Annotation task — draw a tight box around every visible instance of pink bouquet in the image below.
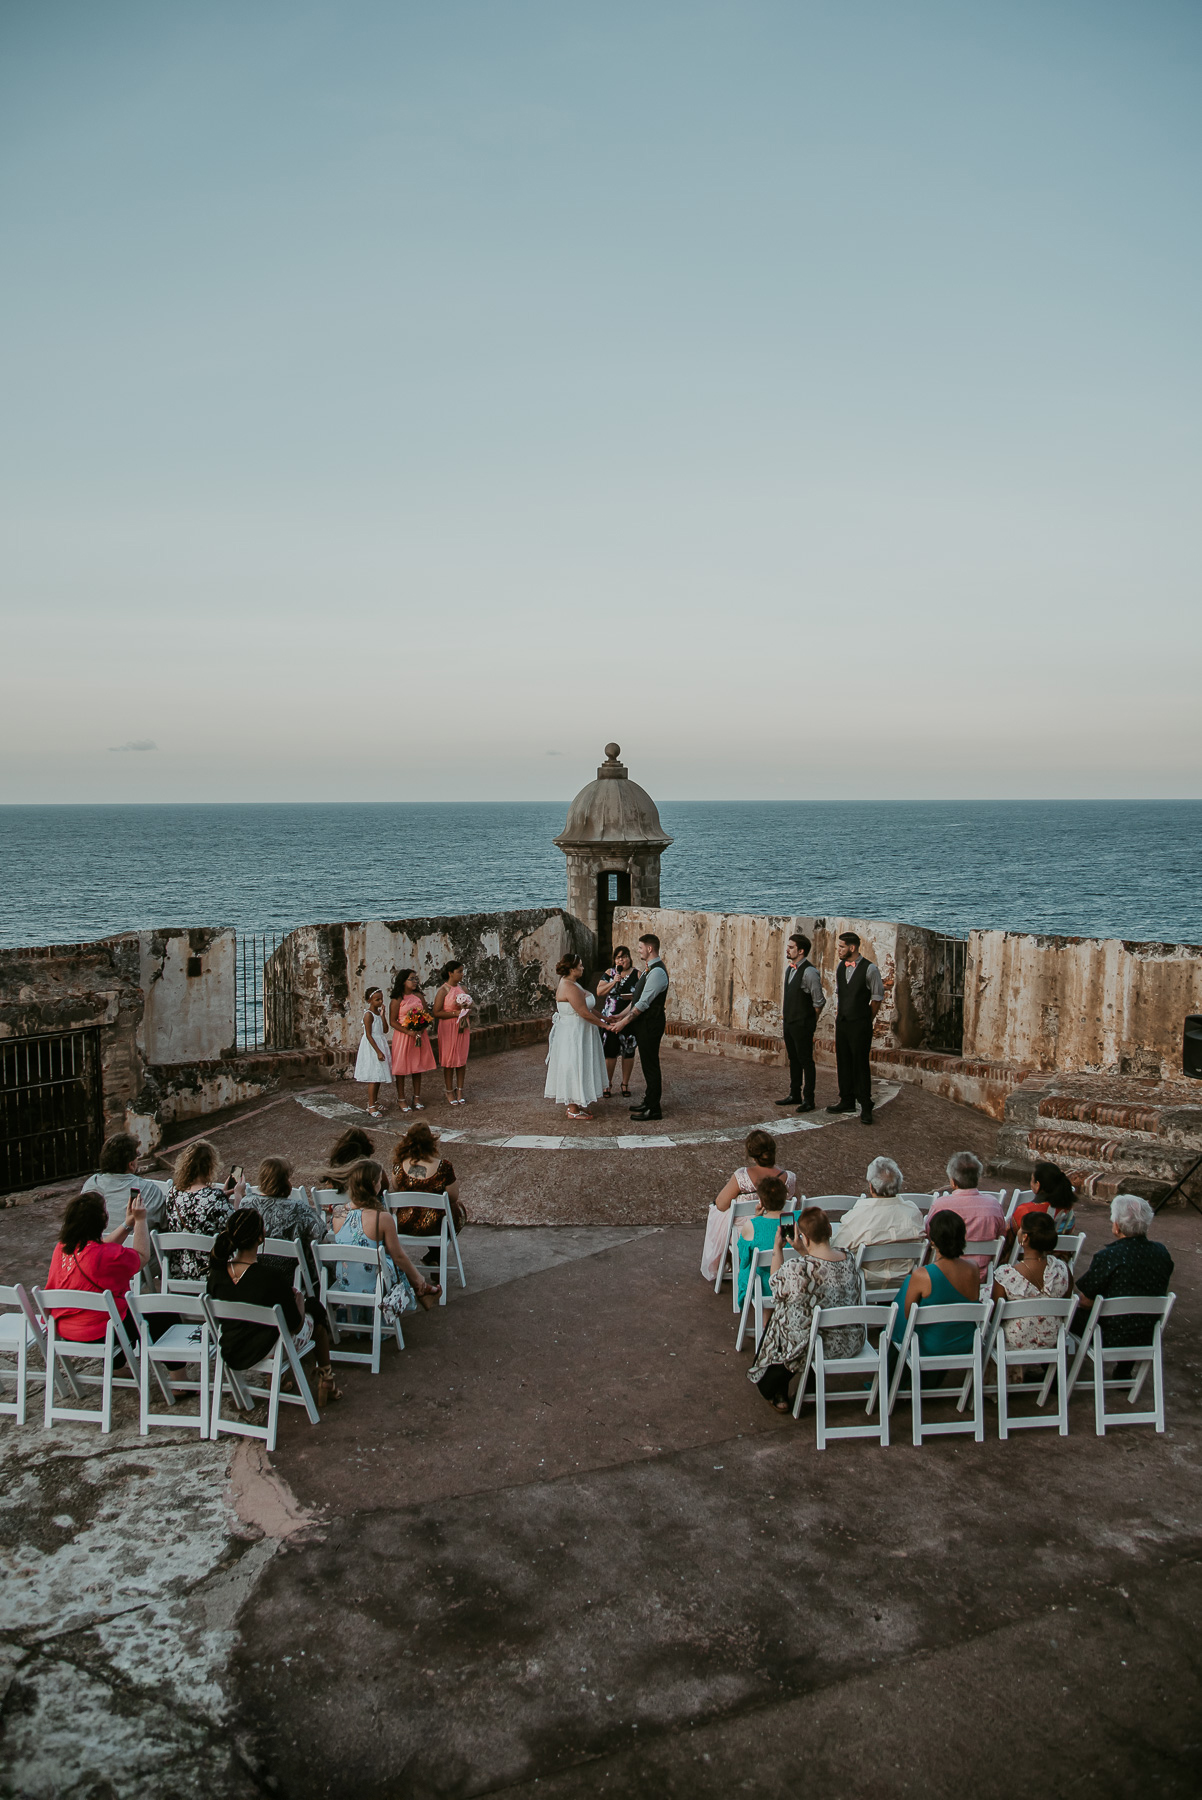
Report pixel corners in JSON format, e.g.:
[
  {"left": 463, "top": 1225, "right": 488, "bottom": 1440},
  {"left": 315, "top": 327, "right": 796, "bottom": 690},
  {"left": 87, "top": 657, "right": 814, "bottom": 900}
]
[{"left": 452, "top": 989, "right": 473, "bottom": 1033}]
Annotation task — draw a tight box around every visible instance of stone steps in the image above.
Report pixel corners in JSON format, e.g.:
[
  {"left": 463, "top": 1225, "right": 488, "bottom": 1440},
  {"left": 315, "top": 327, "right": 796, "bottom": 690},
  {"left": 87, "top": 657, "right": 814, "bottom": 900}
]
[{"left": 991, "top": 1072, "right": 1202, "bottom": 1205}]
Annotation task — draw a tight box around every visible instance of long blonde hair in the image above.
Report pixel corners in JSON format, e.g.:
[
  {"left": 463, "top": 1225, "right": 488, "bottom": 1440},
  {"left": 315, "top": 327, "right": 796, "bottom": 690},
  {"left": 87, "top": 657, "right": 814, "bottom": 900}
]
[{"left": 343, "top": 1159, "right": 388, "bottom": 1212}]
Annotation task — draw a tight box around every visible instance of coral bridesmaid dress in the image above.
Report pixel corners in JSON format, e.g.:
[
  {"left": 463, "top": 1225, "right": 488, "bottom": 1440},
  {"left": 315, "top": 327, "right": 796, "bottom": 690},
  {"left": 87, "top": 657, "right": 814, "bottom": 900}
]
[
  {"left": 391, "top": 995, "right": 436, "bottom": 1076},
  {"left": 437, "top": 986, "right": 471, "bottom": 1071}
]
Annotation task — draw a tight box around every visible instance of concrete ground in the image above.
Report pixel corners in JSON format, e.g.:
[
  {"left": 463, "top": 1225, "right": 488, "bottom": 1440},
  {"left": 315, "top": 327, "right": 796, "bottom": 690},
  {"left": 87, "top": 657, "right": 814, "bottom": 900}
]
[{"left": 2, "top": 1049, "right": 1200, "bottom": 1798}]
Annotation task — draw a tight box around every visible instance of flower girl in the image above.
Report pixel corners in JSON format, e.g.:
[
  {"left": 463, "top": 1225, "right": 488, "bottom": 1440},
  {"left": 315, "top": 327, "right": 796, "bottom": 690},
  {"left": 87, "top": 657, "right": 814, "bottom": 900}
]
[{"left": 353, "top": 986, "right": 391, "bottom": 1117}]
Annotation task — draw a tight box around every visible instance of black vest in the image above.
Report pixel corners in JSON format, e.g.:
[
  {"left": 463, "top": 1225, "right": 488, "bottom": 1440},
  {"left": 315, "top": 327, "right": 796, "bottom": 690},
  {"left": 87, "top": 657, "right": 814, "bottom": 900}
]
[
  {"left": 631, "top": 959, "right": 669, "bottom": 1025},
  {"left": 836, "top": 957, "right": 874, "bottom": 1027},
  {"left": 783, "top": 960, "right": 817, "bottom": 1027}
]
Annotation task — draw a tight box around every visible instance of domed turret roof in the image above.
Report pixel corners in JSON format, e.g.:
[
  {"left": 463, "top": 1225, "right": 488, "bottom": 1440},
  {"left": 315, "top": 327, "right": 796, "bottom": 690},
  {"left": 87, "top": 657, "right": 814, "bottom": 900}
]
[{"left": 554, "top": 744, "right": 673, "bottom": 851}]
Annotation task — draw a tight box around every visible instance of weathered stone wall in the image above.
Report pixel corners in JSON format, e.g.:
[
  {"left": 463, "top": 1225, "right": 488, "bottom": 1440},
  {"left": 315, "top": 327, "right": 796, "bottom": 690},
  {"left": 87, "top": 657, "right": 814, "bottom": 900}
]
[
  {"left": 612, "top": 906, "right": 945, "bottom": 1053},
  {"left": 279, "top": 908, "right": 586, "bottom": 1053},
  {"left": 964, "top": 932, "right": 1202, "bottom": 1078}
]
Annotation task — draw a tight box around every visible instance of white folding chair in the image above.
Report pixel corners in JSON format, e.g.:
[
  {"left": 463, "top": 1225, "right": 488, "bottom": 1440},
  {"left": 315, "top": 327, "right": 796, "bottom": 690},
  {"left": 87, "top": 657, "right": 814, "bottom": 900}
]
[
  {"left": 888, "top": 1298, "right": 993, "bottom": 1444},
  {"left": 985, "top": 1297, "right": 1078, "bottom": 1438},
  {"left": 1006, "top": 1227, "right": 1086, "bottom": 1272},
  {"left": 853, "top": 1239, "right": 928, "bottom": 1306},
  {"left": 899, "top": 1193, "right": 938, "bottom": 1210},
  {"left": 389, "top": 1193, "right": 465, "bottom": 1301},
  {"left": 964, "top": 1238, "right": 1006, "bottom": 1285},
  {"left": 0, "top": 1284, "right": 57, "bottom": 1425},
  {"left": 315, "top": 1242, "right": 402, "bottom": 1372},
  {"left": 797, "top": 1303, "right": 898, "bottom": 1448},
  {"left": 1005, "top": 1190, "right": 1030, "bottom": 1225},
  {"left": 151, "top": 1230, "right": 216, "bottom": 1296},
  {"left": 262, "top": 1236, "right": 315, "bottom": 1298},
  {"left": 205, "top": 1296, "right": 320, "bottom": 1452},
  {"left": 734, "top": 1243, "right": 799, "bottom": 1352},
  {"left": 34, "top": 1287, "right": 144, "bottom": 1433},
  {"left": 804, "top": 1196, "right": 863, "bottom": 1225},
  {"left": 127, "top": 1291, "right": 213, "bottom": 1438},
  {"left": 714, "top": 1200, "right": 759, "bottom": 1304},
  {"left": 1065, "top": 1294, "right": 1176, "bottom": 1435}
]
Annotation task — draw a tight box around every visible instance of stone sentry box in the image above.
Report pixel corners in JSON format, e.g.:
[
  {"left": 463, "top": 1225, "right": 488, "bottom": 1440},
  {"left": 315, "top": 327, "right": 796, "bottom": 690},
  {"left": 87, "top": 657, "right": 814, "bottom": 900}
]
[{"left": 554, "top": 745, "right": 673, "bottom": 966}]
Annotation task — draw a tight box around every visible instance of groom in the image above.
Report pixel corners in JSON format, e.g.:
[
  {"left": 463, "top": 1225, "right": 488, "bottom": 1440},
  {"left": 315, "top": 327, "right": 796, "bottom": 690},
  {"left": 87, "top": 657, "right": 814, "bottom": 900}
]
[{"left": 610, "top": 932, "right": 669, "bottom": 1120}]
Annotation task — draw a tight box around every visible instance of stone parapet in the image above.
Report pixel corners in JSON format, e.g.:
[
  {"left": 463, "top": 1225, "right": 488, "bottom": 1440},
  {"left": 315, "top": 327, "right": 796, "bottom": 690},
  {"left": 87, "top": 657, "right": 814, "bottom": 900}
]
[{"left": 992, "top": 1071, "right": 1202, "bottom": 1205}]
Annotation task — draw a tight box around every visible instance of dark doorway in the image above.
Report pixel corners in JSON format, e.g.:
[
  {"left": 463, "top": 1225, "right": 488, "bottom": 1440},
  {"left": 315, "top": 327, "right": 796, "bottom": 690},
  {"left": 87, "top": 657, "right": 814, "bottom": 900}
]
[
  {"left": 596, "top": 870, "right": 631, "bottom": 966},
  {"left": 930, "top": 935, "right": 968, "bottom": 1053},
  {"left": 0, "top": 1028, "right": 104, "bottom": 1195}
]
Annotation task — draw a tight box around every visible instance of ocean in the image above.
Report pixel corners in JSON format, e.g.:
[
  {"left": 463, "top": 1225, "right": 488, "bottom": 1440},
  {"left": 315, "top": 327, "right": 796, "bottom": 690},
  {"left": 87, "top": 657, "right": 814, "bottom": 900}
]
[{"left": 0, "top": 801, "right": 1199, "bottom": 949}]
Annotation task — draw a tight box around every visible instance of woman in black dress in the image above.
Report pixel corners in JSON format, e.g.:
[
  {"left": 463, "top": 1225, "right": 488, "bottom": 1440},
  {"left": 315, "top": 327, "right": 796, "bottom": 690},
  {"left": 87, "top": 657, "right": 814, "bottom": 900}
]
[{"left": 597, "top": 944, "right": 640, "bottom": 1098}]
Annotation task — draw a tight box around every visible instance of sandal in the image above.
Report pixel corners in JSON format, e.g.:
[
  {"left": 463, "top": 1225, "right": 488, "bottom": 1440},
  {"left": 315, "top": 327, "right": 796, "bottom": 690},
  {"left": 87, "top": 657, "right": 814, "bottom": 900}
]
[
  {"left": 621, "top": 1086, "right": 631, "bottom": 1096},
  {"left": 317, "top": 1367, "right": 343, "bottom": 1405},
  {"left": 413, "top": 1101, "right": 426, "bottom": 1111},
  {"left": 567, "top": 1107, "right": 594, "bottom": 1121},
  {"left": 417, "top": 1283, "right": 442, "bottom": 1311},
  {"left": 602, "top": 1087, "right": 612, "bottom": 1098}
]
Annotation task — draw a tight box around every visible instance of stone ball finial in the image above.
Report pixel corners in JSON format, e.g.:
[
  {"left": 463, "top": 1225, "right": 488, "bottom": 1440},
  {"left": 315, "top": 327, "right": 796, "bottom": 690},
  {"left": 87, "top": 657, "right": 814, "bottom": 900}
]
[{"left": 604, "top": 742, "right": 621, "bottom": 760}]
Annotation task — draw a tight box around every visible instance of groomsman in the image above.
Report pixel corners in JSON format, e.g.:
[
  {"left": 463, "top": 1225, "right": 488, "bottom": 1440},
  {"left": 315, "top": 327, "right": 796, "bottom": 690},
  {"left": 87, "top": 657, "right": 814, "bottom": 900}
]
[
  {"left": 775, "top": 932, "right": 825, "bottom": 1112},
  {"left": 825, "top": 931, "right": 884, "bottom": 1125}
]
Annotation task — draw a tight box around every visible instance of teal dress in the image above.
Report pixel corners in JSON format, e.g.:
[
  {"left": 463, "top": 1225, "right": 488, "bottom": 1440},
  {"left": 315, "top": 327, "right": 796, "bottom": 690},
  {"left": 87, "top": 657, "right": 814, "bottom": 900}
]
[
  {"left": 892, "top": 1261, "right": 976, "bottom": 1354},
  {"left": 737, "top": 1216, "right": 784, "bottom": 1307}
]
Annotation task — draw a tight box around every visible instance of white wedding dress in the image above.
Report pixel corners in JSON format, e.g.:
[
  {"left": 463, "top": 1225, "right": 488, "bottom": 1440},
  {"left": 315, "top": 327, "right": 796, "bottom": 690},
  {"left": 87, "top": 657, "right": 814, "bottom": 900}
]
[{"left": 544, "top": 991, "right": 606, "bottom": 1108}]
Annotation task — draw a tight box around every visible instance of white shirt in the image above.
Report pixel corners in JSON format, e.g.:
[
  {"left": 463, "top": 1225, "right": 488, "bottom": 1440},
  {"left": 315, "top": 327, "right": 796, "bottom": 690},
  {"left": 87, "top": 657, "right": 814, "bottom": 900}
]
[{"left": 831, "top": 1192, "right": 925, "bottom": 1287}]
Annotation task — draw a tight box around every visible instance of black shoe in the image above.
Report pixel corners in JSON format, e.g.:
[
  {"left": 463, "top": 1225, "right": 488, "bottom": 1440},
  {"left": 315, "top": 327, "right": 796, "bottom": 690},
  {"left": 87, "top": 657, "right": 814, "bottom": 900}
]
[
  {"left": 860, "top": 1110, "right": 875, "bottom": 1126},
  {"left": 629, "top": 1108, "right": 663, "bottom": 1121},
  {"left": 825, "top": 1103, "right": 855, "bottom": 1114},
  {"left": 774, "top": 1095, "right": 801, "bottom": 1107},
  {"left": 796, "top": 1102, "right": 815, "bottom": 1114}
]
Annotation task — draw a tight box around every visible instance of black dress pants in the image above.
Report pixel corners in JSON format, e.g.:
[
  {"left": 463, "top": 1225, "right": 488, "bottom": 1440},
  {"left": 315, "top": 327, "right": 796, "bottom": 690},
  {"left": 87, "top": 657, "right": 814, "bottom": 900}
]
[
  {"left": 835, "top": 1019, "right": 874, "bottom": 1111},
  {"left": 782, "top": 1020, "right": 816, "bottom": 1104},
  {"left": 633, "top": 1014, "right": 665, "bottom": 1111}
]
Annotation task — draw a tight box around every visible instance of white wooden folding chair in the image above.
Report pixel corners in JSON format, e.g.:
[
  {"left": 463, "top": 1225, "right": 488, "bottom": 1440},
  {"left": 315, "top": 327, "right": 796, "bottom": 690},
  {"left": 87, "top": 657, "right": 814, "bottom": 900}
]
[
  {"left": 0, "top": 1284, "right": 58, "bottom": 1425},
  {"left": 714, "top": 1199, "right": 759, "bottom": 1304},
  {"left": 1005, "top": 1228, "right": 1086, "bottom": 1272},
  {"left": 853, "top": 1239, "right": 928, "bottom": 1306},
  {"left": 262, "top": 1236, "right": 315, "bottom": 1298},
  {"left": 205, "top": 1296, "right": 320, "bottom": 1452},
  {"left": 1065, "top": 1294, "right": 1176, "bottom": 1435},
  {"left": 1005, "top": 1191, "right": 1031, "bottom": 1225},
  {"left": 126, "top": 1291, "right": 213, "bottom": 1437},
  {"left": 797, "top": 1303, "right": 899, "bottom": 1448},
  {"left": 984, "top": 1296, "right": 1078, "bottom": 1437},
  {"left": 151, "top": 1230, "right": 216, "bottom": 1296},
  {"left": 315, "top": 1242, "right": 401, "bottom": 1372},
  {"left": 804, "top": 1196, "right": 863, "bottom": 1225},
  {"left": 888, "top": 1298, "right": 993, "bottom": 1444},
  {"left": 34, "top": 1287, "right": 144, "bottom": 1433},
  {"left": 964, "top": 1238, "right": 1006, "bottom": 1285},
  {"left": 734, "top": 1244, "right": 799, "bottom": 1352},
  {"left": 389, "top": 1193, "right": 465, "bottom": 1302},
  {"left": 899, "top": 1193, "right": 938, "bottom": 1211}
]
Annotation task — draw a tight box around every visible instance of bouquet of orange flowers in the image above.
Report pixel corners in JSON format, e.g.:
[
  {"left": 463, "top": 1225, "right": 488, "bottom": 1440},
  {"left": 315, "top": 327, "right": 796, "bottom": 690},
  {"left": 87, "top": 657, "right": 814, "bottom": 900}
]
[{"left": 399, "top": 1003, "right": 434, "bottom": 1035}]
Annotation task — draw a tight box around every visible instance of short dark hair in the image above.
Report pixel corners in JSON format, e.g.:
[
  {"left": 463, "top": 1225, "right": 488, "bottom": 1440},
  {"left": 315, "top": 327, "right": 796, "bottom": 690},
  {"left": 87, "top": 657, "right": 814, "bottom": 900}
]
[
  {"left": 929, "top": 1209, "right": 967, "bottom": 1259},
  {"left": 639, "top": 933, "right": 660, "bottom": 954},
  {"left": 758, "top": 1176, "right": 787, "bottom": 1212},
  {"left": 838, "top": 931, "right": 861, "bottom": 949},
  {"left": 60, "top": 1192, "right": 108, "bottom": 1254},
  {"left": 97, "top": 1132, "right": 140, "bottom": 1175},
  {"left": 797, "top": 1205, "right": 832, "bottom": 1244},
  {"left": 613, "top": 945, "right": 631, "bottom": 960},
  {"left": 788, "top": 934, "right": 811, "bottom": 956}
]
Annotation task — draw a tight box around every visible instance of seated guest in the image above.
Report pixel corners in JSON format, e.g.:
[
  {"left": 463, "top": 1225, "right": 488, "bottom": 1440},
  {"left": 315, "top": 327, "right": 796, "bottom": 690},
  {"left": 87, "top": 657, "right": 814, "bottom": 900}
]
[
  {"left": 332, "top": 1159, "right": 441, "bottom": 1314},
  {"left": 44, "top": 1190, "right": 150, "bottom": 1364},
  {"left": 82, "top": 1132, "right": 168, "bottom": 1232},
  {"left": 1010, "top": 1161, "right": 1077, "bottom": 1236},
  {"left": 323, "top": 1127, "right": 377, "bottom": 1191},
  {"left": 206, "top": 1208, "right": 341, "bottom": 1407},
  {"left": 832, "top": 1157, "right": 925, "bottom": 1289},
  {"left": 747, "top": 1206, "right": 863, "bottom": 1412},
  {"left": 391, "top": 1124, "right": 466, "bottom": 1246},
  {"left": 702, "top": 1130, "right": 799, "bottom": 1283},
  {"left": 164, "top": 1140, "right": 245, "bottom": 1283},
  {"left": 1074, "top": 1195, "right": 1174, "bottom": 1377},
  {"left": 253, "top": 1157, "right": 331, "bottom": 1282},
  {"left": 734, "top": 1175, "right": 790, "bottom": 1308},
  {"left": 926, "top": 1152, "right": 1006, "bottom": 1272},
  {"left": 992, "top": 1211, "right": 1073, "bottom": 1370},
  {"left": 891, "top": 1208, "right": 981, "bottom": 1366}
]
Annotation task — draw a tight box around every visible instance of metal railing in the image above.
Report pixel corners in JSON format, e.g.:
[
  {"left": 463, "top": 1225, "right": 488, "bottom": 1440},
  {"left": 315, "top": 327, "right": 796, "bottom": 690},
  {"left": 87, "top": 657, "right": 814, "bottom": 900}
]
[
  {"left": 235, "top": 932, "right": 296, "bottom": 1051},
  {"left": 931, "top": 934, "right": 968, "bottom": 1053}
]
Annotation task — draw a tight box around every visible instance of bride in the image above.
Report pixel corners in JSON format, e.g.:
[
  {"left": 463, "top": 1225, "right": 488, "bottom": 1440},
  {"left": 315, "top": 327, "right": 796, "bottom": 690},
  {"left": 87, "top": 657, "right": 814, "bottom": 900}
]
[{"left": 544, "top": 952, "right": 607, "bottom": 1121}]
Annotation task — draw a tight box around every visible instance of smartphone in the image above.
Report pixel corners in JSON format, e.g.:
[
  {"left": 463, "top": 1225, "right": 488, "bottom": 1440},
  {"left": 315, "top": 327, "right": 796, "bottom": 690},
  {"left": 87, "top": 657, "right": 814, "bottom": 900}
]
[{"left": 228, "top": 1163, "right": 244, "bottom": 1184}]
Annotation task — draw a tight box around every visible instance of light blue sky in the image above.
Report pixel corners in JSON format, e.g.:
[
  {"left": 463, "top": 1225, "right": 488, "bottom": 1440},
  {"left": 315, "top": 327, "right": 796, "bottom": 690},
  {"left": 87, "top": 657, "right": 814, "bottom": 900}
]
[{"left": 2, "top": 1, "right": 1199, "bottom": 801}]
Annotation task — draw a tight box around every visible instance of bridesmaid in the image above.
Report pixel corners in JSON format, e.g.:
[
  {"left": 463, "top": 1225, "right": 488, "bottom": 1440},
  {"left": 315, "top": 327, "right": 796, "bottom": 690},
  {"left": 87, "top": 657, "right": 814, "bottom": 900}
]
[
  {"left": 389, "top": 969, "right": 435, "bottom": 1112},
  {"left": 434, "top": 959, "right": 476, "bottom": 1106}
]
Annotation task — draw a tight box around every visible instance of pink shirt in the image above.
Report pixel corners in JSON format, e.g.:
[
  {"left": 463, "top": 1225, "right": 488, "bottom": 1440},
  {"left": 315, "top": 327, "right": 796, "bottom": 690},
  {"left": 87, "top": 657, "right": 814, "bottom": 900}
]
[
  {"left": 46, "top": 1240, "right": 141, "bottom": 1340},
  {"left": 926, "top": 1190, "right": 1006, "bottom": 1272}
]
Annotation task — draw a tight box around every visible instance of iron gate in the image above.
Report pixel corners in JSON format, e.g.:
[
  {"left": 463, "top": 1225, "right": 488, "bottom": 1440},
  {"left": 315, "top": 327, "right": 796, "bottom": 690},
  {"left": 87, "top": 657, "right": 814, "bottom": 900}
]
[
  {"left": 235, "top": 932, "right": 297, "bottom": 1051},
  {"left": 0, "top": 1028, "right": 104, "bottom": 1195},
  {"left": 931, "top": 935, "right": 968, "bottom": 1053}
]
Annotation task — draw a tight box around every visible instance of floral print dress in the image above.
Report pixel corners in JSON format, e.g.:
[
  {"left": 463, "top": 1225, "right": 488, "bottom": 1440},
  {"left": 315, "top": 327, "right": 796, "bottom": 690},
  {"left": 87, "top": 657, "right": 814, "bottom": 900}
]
[
  {"left": 994, "top": 1256, "right": 1071, "bottom": 1351},
  {"left": 163, "top": 1184, "right": 234, "bottom": 1283},
  {"left": 748, "top": 1252, "right": 864, "bottom": 1385}
]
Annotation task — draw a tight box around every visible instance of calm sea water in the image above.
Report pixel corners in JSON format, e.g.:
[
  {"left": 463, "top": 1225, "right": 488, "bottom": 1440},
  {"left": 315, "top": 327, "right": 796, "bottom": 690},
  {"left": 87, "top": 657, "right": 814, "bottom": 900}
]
[{"left": 0, "top": 801, "right": 1198, "bottom": 949}]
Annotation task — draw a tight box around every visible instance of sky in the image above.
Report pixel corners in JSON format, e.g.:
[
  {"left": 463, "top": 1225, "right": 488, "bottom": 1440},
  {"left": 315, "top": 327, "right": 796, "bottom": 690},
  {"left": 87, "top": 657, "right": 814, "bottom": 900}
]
[{"left": 1, "top": 0, "right": 1199, "bottom": 803}]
